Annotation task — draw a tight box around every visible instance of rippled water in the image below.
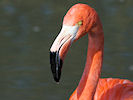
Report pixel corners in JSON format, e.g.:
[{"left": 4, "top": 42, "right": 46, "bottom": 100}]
[{"left": 0, "top": 0, "right": 133, "bottom": 100}]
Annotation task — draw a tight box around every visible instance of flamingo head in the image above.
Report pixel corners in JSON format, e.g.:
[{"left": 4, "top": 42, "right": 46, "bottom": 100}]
[{"left": 50, "top": 4, "right": 97, "bottom": 82}]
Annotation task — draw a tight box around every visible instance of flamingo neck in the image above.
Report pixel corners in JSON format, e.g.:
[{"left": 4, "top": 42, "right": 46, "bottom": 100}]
[{"left": 77, "top": 25, "right": 104, "bottom": 100}]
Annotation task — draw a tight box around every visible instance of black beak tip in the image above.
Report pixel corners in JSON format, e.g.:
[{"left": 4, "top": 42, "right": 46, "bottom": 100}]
[
  {"left": 50, "top": 51, "right": 63, "bottom": 82},
  {"left": 54, "top": 77, "right": 60, "bottom": 82}
]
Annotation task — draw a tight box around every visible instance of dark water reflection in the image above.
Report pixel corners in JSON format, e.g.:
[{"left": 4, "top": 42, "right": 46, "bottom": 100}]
[{"left": 0, "top": 0, "right": 133, "bottom": 100}]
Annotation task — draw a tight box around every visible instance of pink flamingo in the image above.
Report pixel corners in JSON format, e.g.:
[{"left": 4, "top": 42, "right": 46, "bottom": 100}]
[{"left": 50, "top": 3, "right": 133, "bottom": 100}]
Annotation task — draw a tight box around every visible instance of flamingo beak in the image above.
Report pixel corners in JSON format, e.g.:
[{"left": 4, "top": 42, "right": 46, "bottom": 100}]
[
  {"left": 50, "top": 51, "right": 63, "bottom": 82},
  {"left": 50, "top": 24, "right": 80, "bottom": 82}
]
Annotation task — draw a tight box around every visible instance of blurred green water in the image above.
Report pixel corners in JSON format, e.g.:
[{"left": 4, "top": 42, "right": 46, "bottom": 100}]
[{"left": 0, "top": 0, "right": 133, "bottom": 100}]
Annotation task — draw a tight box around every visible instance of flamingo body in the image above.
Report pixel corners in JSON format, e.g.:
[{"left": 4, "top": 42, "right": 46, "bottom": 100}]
[
  {"left": 95, "top": 78, "right": 133, "bottom": 100},
  {"left": 70, "top": 78, "right": 133, "bottom": 100},
  {"left": 50, "top": 3, "right": 133, "bottom": 100}
]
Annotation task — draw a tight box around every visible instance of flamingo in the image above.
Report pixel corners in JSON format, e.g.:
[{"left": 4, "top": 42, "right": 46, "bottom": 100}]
[{"left": 50, "top": 3, "right": 133, "bottom": 100}]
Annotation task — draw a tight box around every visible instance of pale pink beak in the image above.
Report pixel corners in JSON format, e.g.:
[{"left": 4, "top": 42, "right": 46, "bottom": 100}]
[{"left": 50, "top": 24, "right": 80, "bottom": 82}]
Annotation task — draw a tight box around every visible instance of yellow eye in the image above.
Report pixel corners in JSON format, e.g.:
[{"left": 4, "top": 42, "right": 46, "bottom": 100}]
[{"left": 77, "top": 21, "right": 83, "bottom": 26}]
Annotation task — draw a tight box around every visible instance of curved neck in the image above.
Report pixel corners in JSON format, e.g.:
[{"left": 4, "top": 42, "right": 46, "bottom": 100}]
[{"left": 77, "top": 24, "right": 104, "bottom": 100}]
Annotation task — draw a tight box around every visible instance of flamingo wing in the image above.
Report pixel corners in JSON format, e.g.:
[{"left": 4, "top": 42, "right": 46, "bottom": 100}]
[{"left": 94, "top": 78, "right": 133, "bottom": 100}]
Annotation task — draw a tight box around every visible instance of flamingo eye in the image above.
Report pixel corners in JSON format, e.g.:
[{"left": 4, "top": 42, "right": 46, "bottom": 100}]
[{"left": 77, "top": 21, "right": 83, "bottom": 26}]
